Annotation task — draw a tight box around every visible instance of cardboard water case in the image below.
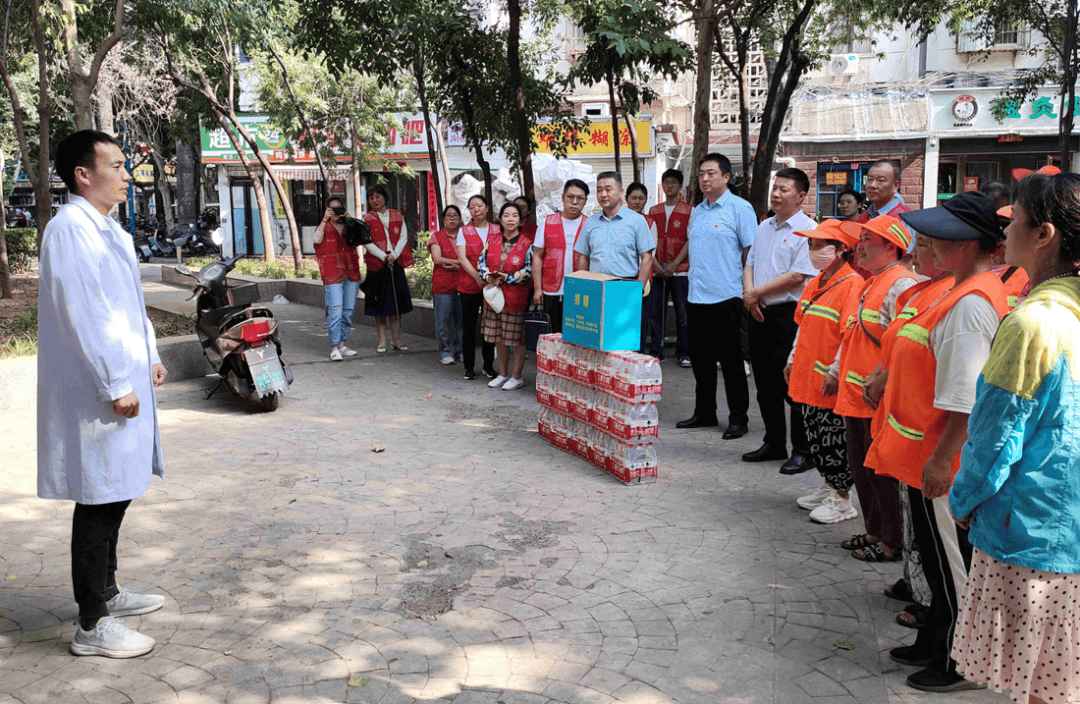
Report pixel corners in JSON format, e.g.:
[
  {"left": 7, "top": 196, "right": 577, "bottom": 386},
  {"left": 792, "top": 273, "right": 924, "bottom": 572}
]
[{"left": 562, "top": 272, "right": 642, "bottom": 351}]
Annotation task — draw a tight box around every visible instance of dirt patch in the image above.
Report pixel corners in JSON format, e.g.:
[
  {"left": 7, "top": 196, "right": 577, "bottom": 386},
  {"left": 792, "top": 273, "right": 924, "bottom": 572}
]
[
  {"left": 147, "top": 309, "right": 195, "bottom": 338},
  {"left": 395, "top": 539, "right": 501, "bottom": 620},
  {"left": 493, "top": 513, "right": 572, "bottom": 553},
  {"left": 447, "top": 402, "right": 539, "bottom": 432},
  {"left": 0, "top": 273, "right": 38, "bottom": 342}
]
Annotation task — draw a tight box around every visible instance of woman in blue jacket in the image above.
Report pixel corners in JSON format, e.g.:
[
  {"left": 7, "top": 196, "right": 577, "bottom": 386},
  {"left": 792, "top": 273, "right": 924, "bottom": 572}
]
[{"left": 950, "top": 172, "right": 1080, "bottom": 704}]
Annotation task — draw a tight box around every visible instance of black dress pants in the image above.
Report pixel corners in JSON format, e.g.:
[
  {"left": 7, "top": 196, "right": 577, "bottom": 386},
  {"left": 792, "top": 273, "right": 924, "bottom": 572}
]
[
  {"left": 72, "top": 500, "right": 131, "bottom": 621},
  {"left": 748, "top": 301, "right": 809, "bottom": 453},
  {"left": 460, "top": 292, "right": 495, "bottom": 373},
  {"left": 687, "top": 299, "right": 749, "bottom": 426}
]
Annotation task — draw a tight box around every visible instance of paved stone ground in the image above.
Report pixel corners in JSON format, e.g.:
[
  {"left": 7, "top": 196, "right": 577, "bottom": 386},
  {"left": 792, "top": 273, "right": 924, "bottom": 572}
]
[{"left": 0, "top": 293, "right": 1010, "bottom": 704}]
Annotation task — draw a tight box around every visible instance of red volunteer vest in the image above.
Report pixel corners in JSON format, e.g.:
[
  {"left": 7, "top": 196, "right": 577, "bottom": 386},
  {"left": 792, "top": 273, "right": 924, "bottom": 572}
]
[
  {"left": 996, "top": 265, "right": 1029, "bottom": 311},
  {"left": 363, "top": 209, "right": 413, "bottom": 272},
  {"left": 313, "top": 221, "right": 361, "bottom": 285},
  {"left": 788, "top": 263, "right": 863, "bottom": 409},
  {"left": 834, "top": 264, "right": 917, "bottom": 418},
  {"left": 864, "top": 271, "right": 1009, "bottom": 488},
  {"left": 649, "top": 201, "right": 692, "bottom": 273},
  {"left": 539, "top": 213, "right": 585, "bottom": 295},
  {"left": 428, "top": 228, "right": 459, "bottom": 295},
  {"left": 484, "top": 231, "right": 532, "bottom": 313},
  {"left": 521, "top": 221, "right": 537, "bottom": 240},
  {"left": 457, "top": 222, "right": 500, "bottom": 295}
]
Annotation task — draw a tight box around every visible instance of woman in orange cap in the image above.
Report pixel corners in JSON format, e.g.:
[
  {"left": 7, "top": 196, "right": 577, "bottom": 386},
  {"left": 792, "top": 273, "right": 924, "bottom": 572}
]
[
  {"left": 823, "top": 215, "right": 917, "bottom": 562},
  {"left": 784, "top": 220, "right": 864, "bottom": 523}
]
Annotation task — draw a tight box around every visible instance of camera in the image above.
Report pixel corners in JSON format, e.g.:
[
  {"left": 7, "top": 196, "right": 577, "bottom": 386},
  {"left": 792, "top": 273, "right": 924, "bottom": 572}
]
[{"left": 331, "top": 206, "right": 346, "bottom": 216}]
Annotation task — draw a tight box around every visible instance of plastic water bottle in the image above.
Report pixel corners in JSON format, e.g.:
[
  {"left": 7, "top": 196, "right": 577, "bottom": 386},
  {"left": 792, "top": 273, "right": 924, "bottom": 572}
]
[
  {"left": 571, "top": 384, "right": 592, "bottom": 423},
  {"left": 572, "top": 347, "right": 595, "bottom": 385},
  {"left": 536, "top": 335, "right": 552, "bottom": 373},
  {"left": 535, "top": 372, "right": 551, "bottom": 407},
  {"left": 627, "top": 402, "right": 659, "bottom": 438},
  {"left": 594, "top": 352, "right": 614, "bottom": 392},
  {"left": 537, "top": 406, "right": 553, "bottom": 441},
  {"left": 554, "top": 341, "right": 573, "bottom": 379}
]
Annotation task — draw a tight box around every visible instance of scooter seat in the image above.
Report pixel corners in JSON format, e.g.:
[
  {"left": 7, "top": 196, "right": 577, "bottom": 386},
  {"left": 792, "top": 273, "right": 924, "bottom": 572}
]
[{"left": 205, "top": 304, "right": 249, "bottom": 328}]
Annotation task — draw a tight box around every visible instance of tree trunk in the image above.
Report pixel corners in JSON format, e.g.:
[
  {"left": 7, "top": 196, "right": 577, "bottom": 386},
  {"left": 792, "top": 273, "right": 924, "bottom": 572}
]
[
  {"left": 435, "top": 119, "right": 452, "bottom": 207},
  {"left": 148, "top": 147, "right": 176, "bottom": 234},
  {"left": 690, "top": 0, "right": 718, "bottom": 203},
  {"left": 507, "top": 0, "right": 536, "bottom": 209},
  {"left": 0, "top": 202, "right": 11, "bottom": 299},
  {"left": 623, "top": 111, "right": 641, "bottom": 184},
  {"left": 30, "top": 0, "right": 53, "bottom": 248},
  {"left": 96, "top": 81, "right": 115, "bottom": 134},
  {"left": 1060, "top": 0, "right": 1077, "bottom": 166},
  {"left": 607, "top": 69, "right": 621, "bottom": 178},
  {"left": 59, "top": 0, "right": 124, "bottom": 132},
  {"left": 175, "top": 135, "right": 199, "bottom": 225},
  {"left": 214, "top": 113, "right": 274, "bottom": 262},
  {"left": 414, "top": 53, "right": 444, "bottom": 219},
  {"left": 268, "top": 42, "right": 330, "bottom": 185},
  {"left": 472, "top": 127, "right": 494, "bottom": 209},
  {"left": 229, "top": 112, "right": 303, "bottom": 268}
]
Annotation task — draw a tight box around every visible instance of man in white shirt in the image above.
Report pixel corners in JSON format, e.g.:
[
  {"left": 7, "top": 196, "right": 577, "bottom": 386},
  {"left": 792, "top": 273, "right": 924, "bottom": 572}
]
[
  {"left": 39, "top": 131, "right": 168, "bottom": 658},
  {"left": 742, "top": 167, "right": 819, "bottom": 470},
  {"left": 531, "top": 180, "right": 589, "bottom": 334}
]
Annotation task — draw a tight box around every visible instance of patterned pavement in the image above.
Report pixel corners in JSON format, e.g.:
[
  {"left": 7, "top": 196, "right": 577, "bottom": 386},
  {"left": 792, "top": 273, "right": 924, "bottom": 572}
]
[{"left": 0, "top": 299, "right": 1009, "bottom": 704}]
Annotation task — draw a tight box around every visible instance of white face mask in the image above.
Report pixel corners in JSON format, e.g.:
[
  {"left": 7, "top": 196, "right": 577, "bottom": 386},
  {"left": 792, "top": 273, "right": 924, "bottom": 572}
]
[{"left": 809, "top": 245, "right": 839, "bottom": 271}]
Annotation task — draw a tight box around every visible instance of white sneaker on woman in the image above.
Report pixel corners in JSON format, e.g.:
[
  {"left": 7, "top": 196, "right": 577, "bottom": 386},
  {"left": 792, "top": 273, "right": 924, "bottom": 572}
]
[
  {"left": 796, "top": 483, "right": 833, "bottom": 510},
  {"left": 340, "top": 346, "right": 358, "bottom": 357},
  {"left": 70, "top": 616, "right": 155, "bottom": 658},
  {"left": 501, "top": 378, "right": 525, "bottom": 390},
  {"left": 330, "top": 348, "right": 343, "bottom": 361},
  {"left": 810, "top": 493, "right": 858, "bottom": 524},
  {"left": 487, "top": 375, "right": 509, "bottom": 388}
]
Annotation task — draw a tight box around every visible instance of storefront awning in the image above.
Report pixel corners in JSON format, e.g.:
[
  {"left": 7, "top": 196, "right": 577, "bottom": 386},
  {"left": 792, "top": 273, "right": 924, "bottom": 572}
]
[{"left": 272, "top": 165, "right": 353, "bottom": 181}]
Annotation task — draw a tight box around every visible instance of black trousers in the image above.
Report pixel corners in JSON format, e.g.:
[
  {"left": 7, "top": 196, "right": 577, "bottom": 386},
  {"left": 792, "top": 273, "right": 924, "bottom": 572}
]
[
  {"left": 908, "top": 487, "right": 973, "bottom": 675},
  {"left": 687, "top": 299, "right": 749, "bottom": 426},
  {"left": 460, "top": 292, "right": 495, "bottom": 373},
  {"left": 542, "top": 294, "right": 563, "bottom": 335},
  {"left": 72, "top": 500, "right": 131, "bottom": 621},
  {"left": 643, "top": 276, "right": 689, "bottom": 358},
  {"left": 748, "top": 302, "right": 809, "bottom": 453}
]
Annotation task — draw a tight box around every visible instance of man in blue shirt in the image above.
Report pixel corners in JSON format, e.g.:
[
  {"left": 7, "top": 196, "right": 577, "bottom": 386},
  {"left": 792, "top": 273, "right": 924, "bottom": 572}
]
[
  {"left": 575, "top": 172, "right": 654, "bottom": 282},
  {"left": 676, "top": 154, "right": 756, "bottom": 438}
]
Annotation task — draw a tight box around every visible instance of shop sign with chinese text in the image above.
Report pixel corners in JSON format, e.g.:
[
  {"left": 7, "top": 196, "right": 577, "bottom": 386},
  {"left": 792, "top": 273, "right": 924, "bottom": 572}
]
[{"left": 929, "top": 87, "right": 1080, "bottom": 136}]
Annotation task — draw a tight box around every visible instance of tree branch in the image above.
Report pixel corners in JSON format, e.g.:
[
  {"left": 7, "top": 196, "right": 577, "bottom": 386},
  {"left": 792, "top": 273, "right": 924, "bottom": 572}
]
[{"left": 87, "top": 0, "right": 125, "bottom": 90}]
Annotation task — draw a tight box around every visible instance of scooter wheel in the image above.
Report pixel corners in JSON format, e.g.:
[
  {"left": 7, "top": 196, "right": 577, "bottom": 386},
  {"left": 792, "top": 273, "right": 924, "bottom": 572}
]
[
  {"left": 139, "top": 253, "right": 150, "bottom": 263},
  {"left": 260, "top": 392, "right": 281, "bottom": 412}
]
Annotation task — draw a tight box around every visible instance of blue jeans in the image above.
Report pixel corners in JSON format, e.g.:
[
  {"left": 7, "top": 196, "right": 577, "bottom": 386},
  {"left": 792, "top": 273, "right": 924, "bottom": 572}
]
[
  {"left": 433, "top": 292, "right": 463, "bottom": 359},
  {"left": 324, "top": 278, "right": 360, "bottom": 347}
]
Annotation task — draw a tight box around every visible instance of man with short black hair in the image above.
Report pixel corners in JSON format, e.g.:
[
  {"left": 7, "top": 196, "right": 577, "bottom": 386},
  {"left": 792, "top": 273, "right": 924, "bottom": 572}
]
[
  {"left": 646, "top": 168, "right": 692, "bottom": 366},
  {"left": 575, "top": 172, "right": 654, "bottom": 284},
  {"left": 40, "top": 130, "right": 168, "bottom": 658},
  {"left": 678, "top": 154, "right": 756, "bottom": 437},
  {"left": 859, "top": 160, "right": 909, "bottom": 222},
  {"left": 531, "top": 180, "right": 590, "bottom": 333},
  {"left": 741, "top": 167, "right": 817, "bottom": 470}
]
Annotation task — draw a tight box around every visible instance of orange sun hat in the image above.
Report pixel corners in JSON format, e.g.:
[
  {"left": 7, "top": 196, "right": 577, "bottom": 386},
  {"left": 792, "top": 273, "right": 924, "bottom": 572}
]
[
  {"left": 794, "top": 218, "right": 860, "bottom": 248},
  {"left": 839, "top": 215, "right": 913, "bottom": 251}
]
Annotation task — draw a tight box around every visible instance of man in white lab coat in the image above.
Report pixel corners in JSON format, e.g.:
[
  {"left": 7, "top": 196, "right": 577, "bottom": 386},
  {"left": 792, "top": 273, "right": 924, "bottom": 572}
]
[{"left": 38, "top": 130, "right": 168, "bottom": 658}]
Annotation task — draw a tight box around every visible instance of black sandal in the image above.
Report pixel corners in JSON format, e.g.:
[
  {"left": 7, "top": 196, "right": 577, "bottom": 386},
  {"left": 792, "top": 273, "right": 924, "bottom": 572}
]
[
  {"left": 884, "top": 578, "right": 915, "bottom": 603},
  {"left": 896, "top": 603, "right": 929, "bottom": 629},
  {"left": 841, "top": 533, "right": 872, "bottom": 550},
  {"left": 851, "top": 543, "right": 902, "bottom": 562}
]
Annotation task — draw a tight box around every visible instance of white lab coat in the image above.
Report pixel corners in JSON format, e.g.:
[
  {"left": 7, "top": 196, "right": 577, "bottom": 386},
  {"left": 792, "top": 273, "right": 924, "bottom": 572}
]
[{"left": 37, "top": 196, "right": 164, "bottom": 504}]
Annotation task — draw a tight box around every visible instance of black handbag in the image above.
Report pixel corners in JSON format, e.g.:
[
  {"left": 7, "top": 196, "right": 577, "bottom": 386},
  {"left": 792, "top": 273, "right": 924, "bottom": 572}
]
[
  {"left": 341, "top": 217, "right": 373, "bottom": 247},
  {"left": 524, "top": 304, "right": 551, "bottom": 352}
]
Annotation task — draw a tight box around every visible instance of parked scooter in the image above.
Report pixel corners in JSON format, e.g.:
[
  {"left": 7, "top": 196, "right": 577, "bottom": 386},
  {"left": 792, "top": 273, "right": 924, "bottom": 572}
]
[
  {"left": 175, "top": 256, "right": 293, "bottom": 411},
  {"left": 133, "top": 230, "right": 154, "bottom": 262}
]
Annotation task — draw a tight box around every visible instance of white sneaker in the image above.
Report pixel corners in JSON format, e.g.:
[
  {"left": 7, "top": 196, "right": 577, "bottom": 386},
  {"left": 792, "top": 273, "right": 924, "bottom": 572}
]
[
  {"left": 70, "top": 616, "right": 155, "bottom": 658},
  {"left": 501, "top": 378, "right": 525, "bottom": 391},
  {"left": 810, "top": 493, "right": 858, "bottom": 524},
  {"left": 744, "top": 361, "right": 752, "bottom": 376},
  {"left": 106, "top": 586, "right": 165, "bottom": 617},
  {"left": 796, "top": 483, "right": 834, "bottom": 510},
  {"left": 330, "top": 348, "right": 343, "bottom": 361},
  {"left": 340, "top": 346, "right": 358, "bottom": 357},
  {"left": 487, "top": 375, "right": 509, "bottom": 388},
  {"left": 440, "top": 356, "right": 455, "bottom": 365}
]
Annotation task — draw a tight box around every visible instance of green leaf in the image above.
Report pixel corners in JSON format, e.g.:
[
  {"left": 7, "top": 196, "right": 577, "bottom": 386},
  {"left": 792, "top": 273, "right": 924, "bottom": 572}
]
[
  {"left": 416, "top": 560, "right": 428, "bottom": 568},
  {"left": 833, "top": 639, "right": 855, "bottom": 650},
  {"left": 347, "top": 676, "right": 370, "bottom": 687}
]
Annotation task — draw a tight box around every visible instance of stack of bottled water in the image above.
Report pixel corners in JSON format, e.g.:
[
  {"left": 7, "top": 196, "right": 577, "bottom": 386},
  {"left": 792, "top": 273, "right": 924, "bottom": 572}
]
[{"left": 535, "top": 333, "right": 660, "bottom": 484}]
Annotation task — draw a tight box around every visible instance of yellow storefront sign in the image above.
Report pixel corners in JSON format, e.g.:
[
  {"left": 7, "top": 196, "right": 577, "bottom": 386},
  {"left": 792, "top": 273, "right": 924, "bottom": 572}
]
[{"left": 534, "top": 119, "right": 652, "bottom": 157}]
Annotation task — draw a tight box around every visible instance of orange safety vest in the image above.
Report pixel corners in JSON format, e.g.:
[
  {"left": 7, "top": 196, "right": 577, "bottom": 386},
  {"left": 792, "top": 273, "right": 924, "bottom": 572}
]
[
  {"left": 864, "top": 271, "right": 1009, "bottom": 488},
  {"left": 834, "top": 264, "right": 917, "bottom": 418},
  {"left": 649, "top": 201, "right": 692, "bottom": 273},
  {"left": 869, "top": 275, "right": 954, "bottom": 439},
  {"left": 788, "top": 262, "right": 864, "bottom": 409},
  {"left": 363, "top": 209, "right": 413, "bottom": 271},
  {"left": 538, "top": 213, "right": 585, "bottom": 295},
  {"left": 484, "top": 231, "right": 533, "bottom": 313},
  {"left": 457, "top": 222, "right": 500, "bottom": 295},
  {"left": 997, "top": 265, "right": 1029, "bottom": 311}
]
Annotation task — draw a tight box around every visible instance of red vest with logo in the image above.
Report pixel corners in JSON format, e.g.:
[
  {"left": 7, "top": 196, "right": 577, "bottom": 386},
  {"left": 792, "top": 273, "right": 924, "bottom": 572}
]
[
  {"left": 428, "top": 228, "right": 459, "bottom": 295},
  {"left": 539, "top": 213, "right": 585, "bottom": 295},
  {"left": 363, "top": 209, "right": 413, "bottom": 272},
  {"left": 458, "top": 222, "right": 500, "bottom": 294},
  {"left": 313, "top": 221, "right": 361, "bottom": 285},
  {"left": 864, "top": 271, "right": 1009, "bottom": 488},
  {"left": 649, "top": 201, "right": 692, "bottom": 273},
  {"left": 485, "top": 232, "right": 532, "bottom": 313}
]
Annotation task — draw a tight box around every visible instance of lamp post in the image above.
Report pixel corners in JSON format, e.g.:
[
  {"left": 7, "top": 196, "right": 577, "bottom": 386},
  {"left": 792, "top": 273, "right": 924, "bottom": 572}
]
[{"left": 118, "top": 122, "right": 136, "bottom": 237}]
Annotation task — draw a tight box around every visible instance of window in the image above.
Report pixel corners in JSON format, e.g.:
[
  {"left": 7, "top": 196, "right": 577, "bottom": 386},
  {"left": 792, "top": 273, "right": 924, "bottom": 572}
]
[
  {"left": 583, "top": 103, "right": 609, "bottom": 117},
  {"left": 956, "top": 19, "right": 1030, "bottom": 52},
  {"left": 710, "top": 39, "right": 767, "bottom": 130},
  {"left": 816, "top": 163, "right": 868, "bottom": 219},
  {"left": 566, "top": 20, "right": 585, "bottom": 59}
]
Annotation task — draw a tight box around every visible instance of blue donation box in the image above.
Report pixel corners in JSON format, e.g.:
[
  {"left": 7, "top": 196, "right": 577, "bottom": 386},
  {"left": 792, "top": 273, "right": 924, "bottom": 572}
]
[{"left": 562, "top": 271, "right": 642, "bottom": 351}]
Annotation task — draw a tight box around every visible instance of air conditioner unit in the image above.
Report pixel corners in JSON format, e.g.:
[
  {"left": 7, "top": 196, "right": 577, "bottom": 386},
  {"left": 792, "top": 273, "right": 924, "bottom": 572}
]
[{"left": 829, "top": 54, "right": 859, "bottom": 76}]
